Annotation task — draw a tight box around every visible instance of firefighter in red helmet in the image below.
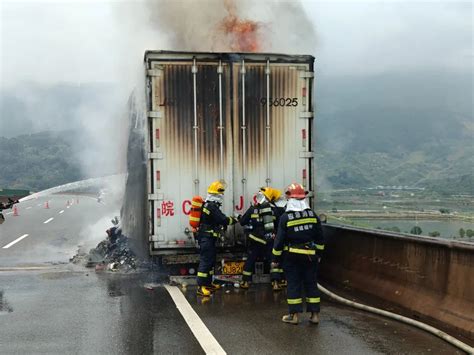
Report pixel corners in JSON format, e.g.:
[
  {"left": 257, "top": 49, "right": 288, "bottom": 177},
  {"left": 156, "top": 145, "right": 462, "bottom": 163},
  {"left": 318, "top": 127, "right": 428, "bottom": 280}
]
[{"left": 272, "top": 183, "right": 325, "bottom": 325}]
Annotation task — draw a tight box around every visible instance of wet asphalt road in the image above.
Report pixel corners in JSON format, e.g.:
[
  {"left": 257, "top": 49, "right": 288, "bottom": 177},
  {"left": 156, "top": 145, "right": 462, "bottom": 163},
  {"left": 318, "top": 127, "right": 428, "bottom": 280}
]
[
  {"left": 0, "top": 194, "right": 117, "bottom": 267},
  {"left": 0, "top": 271, "right": 203, "bottom": 354},
  {"left": 0, "top": 194, "right": 462, "bottom": 354}
]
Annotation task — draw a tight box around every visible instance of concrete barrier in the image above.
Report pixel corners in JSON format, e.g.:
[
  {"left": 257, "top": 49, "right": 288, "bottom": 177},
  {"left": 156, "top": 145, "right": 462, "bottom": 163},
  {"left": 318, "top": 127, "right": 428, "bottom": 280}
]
[{"left": 320, "top": 224, "right": 474, "bottom": 344}]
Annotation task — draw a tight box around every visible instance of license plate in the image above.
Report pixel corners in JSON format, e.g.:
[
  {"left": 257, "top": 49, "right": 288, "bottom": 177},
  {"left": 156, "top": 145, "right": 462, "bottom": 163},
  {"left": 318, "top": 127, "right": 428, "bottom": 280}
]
[{"left": 222, "top": 261, "right": 245, "bottom": 275}]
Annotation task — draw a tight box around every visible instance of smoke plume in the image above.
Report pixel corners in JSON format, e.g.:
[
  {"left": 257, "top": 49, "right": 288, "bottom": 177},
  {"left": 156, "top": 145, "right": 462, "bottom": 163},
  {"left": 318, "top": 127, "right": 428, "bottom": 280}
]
[{"left": 138, "top": 0, "right": 316, "bottom": 53}]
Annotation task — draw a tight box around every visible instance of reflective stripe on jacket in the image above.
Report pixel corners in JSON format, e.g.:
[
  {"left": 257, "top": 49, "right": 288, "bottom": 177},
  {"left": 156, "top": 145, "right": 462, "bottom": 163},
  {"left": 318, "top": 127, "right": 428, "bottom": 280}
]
[{"left": 272, "top": 208, "right": 324, "bottom": 262}]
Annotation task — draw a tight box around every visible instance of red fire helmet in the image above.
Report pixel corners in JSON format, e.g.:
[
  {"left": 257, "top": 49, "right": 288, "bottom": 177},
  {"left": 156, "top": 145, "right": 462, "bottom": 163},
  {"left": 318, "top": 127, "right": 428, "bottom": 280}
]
[{"left": 285, "top": 183, "right": 307, "bottom": 199}]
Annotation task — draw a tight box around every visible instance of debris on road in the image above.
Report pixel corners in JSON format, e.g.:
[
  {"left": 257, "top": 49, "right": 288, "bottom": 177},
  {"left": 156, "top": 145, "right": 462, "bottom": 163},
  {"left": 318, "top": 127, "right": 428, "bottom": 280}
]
[
  {"left": 144, "top": 283, "right": 160, "bottom": 290},
  {"left": 70, "top": 219, "right": 139, "bottom": 272}
]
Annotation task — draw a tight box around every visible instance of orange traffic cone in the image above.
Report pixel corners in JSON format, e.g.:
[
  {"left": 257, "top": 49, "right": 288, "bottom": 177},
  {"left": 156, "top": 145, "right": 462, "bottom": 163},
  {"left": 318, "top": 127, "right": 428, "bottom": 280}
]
[
  {"left": 44, "top": 201, "right": 49, "bottom": 209},
  {"left": 13, "top": 206, "right": 19, "bottom": 216}
]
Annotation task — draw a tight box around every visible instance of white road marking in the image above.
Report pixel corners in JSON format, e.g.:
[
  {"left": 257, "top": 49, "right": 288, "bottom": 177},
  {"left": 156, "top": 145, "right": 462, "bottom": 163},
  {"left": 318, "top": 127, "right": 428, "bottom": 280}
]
[
  {"left": 37, "top": 203, "right": 42, "bottom": 207},
  {"left": 59, "top": 210, "right": 64, "bottom": 214},
  {"left": 66, "top": 206, "right": 70, "bottom": 209},
  {"left": 164, "top": 285, "right": 226, "bottom": 355},
  {"left": 26, "top": 206, "right": 32, "bottom": 210},
  {"left": 44, "top": 217, "right": 54, "bottom": 224},
  {"left": 0, "top": 266, "right": 56, "bottom": 272},
  {"left": 6, "top": 212, "right": 13, "bottom": 215},
  {"left": 2, "top": 234, "right": 29, "bottom": 249}
]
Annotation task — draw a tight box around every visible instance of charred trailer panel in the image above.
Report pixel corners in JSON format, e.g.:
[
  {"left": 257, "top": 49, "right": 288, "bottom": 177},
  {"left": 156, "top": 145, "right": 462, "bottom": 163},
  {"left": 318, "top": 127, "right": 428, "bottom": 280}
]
[{"left": 144, "top": 51, "right": 315, "bottom": 257}]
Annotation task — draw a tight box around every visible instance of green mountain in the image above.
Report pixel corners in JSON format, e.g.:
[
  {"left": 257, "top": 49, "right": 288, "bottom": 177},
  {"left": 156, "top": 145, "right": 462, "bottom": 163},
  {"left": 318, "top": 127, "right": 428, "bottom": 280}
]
[
  {"left": 315, "top": 70, "right": 473, "bottom": 194},
  {"left": 0, "top": 131, "right": 83, "bottom": 191}
]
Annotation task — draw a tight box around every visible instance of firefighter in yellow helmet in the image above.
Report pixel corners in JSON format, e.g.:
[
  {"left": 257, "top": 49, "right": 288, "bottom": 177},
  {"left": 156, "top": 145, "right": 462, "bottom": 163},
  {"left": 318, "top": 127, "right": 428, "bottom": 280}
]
[
  {"left": 272, "top": 183, "right": 325, "bottom": 325},
  {"left": 239, "top": 187, "right": 286, "bottom": 291},
  {"left": 196, "top": 180, "right": 237, "bottom": 297}
]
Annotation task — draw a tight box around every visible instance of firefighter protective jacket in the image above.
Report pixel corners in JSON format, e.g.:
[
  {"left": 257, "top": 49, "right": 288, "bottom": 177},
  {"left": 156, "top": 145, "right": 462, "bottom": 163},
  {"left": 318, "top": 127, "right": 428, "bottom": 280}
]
[
  {"left": 240, "top": 202, "right": 284, "bottom": 245},
  {"left": 272, "top": 204, "right": 285, "bottom": 226},
  {"left": 198, "top": 200, "right": 236, "bottom": 238},
  {"left": 272, "top": 208, "right": 324, "bottom": 263}
]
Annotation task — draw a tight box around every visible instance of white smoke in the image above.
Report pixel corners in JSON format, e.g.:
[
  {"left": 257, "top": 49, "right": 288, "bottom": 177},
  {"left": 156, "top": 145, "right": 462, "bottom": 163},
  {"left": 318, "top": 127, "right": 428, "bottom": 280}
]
[
  {"left": 141, "top": 0, "right": 316, "bottom": 53},
  {"left": 78, "top": 215, "right": 119, "bottom": 251}
]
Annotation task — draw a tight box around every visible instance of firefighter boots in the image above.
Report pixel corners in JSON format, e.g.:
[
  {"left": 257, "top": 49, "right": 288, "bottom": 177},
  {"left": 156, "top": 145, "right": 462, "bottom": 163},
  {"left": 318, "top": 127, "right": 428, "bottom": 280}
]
[
  {"left": 209, "top": 282, "right": 222, "bottom": 292},
  {"left": 272, "top": 280, "right": 282, "bottom": 291},
  {"left": 282, "top": 313, "right": 299, "bottom": 325},
  {"left": 197, "top": 286, "right": 212, "bottom": 297},
  {"left": 239, "top": 281, "right": 250, "bottom": 289},
  {"left": 309, "top": 312, "right": 320, "bottom": 324}
]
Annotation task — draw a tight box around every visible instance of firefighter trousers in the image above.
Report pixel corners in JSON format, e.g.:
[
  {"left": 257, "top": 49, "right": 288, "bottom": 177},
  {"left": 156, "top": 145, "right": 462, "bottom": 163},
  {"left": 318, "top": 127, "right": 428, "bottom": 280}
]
[
  {"left": 267, "top": 243, "right": 285, "bottom": 282},
  {"left": 197, "top": 236, "right": 216, "bottom": 287},
  {"left": 242, "top": 240, "right": 267, "bottom": 282},
  {"left": 285, "top": 256, "right": 320, "bottom": 314}
]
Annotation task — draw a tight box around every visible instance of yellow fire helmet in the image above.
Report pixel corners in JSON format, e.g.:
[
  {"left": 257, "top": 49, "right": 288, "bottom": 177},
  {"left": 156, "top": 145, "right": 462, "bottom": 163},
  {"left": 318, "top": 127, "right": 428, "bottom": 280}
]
[
  {"left": 270, "top": 188, "right": 282, "bottom": 202},
  {"left": 260, "top": 187, "right": 282, "bottom": 202},
  {"left": 259, "top": 187, "right": 273, "bottom": 201},
  {"left": 207, "top": 180, "right": 226, "bottom": 195}
]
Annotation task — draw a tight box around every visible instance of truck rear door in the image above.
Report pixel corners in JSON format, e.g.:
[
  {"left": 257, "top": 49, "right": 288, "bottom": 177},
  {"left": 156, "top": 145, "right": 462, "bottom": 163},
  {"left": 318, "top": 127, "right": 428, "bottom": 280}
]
[
  {"left": 231, "top": 58, "right": 314, "bottom": 214},
  {"left": 146, "top": 54, "right": 234, "bottom": 252},
  {"left": 145, "top": 52, "right": 314, "bottom": 255}
]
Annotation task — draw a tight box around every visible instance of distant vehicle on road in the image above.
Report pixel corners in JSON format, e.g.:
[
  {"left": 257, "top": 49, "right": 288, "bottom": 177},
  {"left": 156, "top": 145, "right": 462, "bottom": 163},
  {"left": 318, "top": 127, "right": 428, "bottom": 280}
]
[{"left": 0, "top": 198, "right": 19, "bottom": 225}]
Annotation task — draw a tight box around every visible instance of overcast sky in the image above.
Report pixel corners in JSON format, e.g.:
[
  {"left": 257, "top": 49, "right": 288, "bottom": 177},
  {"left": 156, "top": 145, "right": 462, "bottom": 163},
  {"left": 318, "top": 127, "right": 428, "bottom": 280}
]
[{"left": 0, "top": 0, "right": 472, "bottom": 88}]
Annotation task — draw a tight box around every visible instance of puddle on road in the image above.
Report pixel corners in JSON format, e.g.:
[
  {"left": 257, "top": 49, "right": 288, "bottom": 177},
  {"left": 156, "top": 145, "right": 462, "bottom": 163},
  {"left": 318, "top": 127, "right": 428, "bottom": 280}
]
[{"left": 0, "top": 291, "right": 13, "bottom": 314}]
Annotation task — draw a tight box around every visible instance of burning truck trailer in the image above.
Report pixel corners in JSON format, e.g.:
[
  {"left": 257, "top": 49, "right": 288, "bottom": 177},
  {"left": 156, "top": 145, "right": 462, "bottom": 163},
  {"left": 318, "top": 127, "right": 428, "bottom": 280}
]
[{"left": 125, "top": 50, "right": 315, "bottom": 278}]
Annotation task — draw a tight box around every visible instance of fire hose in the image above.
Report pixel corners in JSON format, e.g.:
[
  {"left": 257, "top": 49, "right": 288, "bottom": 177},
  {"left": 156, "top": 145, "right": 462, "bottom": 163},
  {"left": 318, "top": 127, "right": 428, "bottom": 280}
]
[{"left": 317, "top": 283, "right": 474, "bottom": 354}]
